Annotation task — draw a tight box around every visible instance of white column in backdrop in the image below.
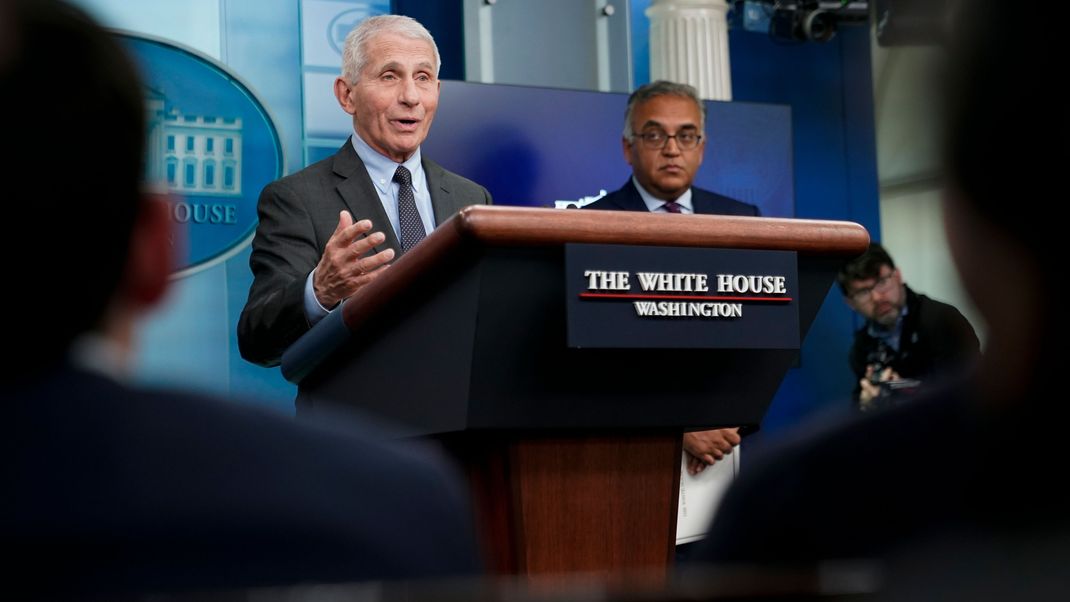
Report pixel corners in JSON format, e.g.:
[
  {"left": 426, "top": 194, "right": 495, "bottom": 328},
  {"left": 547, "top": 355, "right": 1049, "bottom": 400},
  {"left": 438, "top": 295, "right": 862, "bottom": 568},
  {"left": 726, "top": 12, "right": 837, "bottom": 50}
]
[{"left": 647, "top": 0, "right": 732, "bottom": 100}]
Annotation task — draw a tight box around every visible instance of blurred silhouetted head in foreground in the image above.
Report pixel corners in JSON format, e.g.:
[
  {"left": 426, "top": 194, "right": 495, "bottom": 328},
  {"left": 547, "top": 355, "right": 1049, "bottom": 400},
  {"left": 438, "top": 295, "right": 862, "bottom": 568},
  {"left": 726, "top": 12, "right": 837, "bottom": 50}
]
[
  {"left": 1, "top": 0, "right": 170, "bottom": 379},
  {"left": 940, "top": 0, "right": 1062, "bottom": 401}
]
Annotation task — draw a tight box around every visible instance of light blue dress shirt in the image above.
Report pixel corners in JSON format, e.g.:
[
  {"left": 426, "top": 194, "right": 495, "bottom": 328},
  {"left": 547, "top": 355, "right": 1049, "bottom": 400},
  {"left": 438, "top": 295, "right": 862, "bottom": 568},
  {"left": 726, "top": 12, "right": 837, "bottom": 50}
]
[{"left": 349, "top": 132, "right": 436, "bottom": 239}]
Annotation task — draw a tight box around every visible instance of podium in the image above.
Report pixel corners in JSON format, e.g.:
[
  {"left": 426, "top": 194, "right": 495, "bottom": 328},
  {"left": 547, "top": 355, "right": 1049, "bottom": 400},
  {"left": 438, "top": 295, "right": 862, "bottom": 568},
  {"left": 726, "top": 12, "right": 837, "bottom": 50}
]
[{"left": 283, "top": 206, "right": 867, "bottom": 578}]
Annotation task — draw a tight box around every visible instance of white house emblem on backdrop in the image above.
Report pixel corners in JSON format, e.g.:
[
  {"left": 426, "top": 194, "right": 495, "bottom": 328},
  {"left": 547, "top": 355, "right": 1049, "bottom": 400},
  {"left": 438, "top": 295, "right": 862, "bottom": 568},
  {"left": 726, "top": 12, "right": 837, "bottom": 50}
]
[{"left": 122, "top": 34, "right": 283, "bottom": 276}]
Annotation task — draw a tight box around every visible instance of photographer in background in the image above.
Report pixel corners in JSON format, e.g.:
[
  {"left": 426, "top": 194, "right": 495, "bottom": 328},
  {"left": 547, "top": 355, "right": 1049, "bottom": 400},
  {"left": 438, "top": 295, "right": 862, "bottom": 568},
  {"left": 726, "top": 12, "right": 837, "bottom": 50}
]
[{"left": 838, "top": 243, "right": 980, "bottom": 411}]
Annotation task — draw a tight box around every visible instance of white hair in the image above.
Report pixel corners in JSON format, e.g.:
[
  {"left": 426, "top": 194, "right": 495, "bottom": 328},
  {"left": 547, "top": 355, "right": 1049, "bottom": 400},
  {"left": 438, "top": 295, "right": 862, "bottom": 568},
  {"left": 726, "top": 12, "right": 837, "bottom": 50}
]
[{"left": 341, "top": 14, "right": 441, "bottom": 84}]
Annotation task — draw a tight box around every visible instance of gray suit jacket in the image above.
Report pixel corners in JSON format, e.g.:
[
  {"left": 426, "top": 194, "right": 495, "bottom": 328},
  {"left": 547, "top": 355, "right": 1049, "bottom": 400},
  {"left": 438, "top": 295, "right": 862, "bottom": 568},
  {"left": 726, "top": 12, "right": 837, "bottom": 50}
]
[{"left": 237, "top": 140, "right": 492, "bottom": 367}]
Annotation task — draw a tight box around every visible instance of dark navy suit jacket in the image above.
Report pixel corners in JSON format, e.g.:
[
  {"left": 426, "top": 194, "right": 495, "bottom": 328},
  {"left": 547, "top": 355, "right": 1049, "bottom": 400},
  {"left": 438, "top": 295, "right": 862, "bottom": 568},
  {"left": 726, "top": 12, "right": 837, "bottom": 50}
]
[
  {"left": 3, "top": 363, "right": 480, "bottom": 597},
  {"left": 693, "top": 381, "right": 1070, "bottom": 569},
  {"left": 585, "top": 179, "right": 760, "bottom": 216}
]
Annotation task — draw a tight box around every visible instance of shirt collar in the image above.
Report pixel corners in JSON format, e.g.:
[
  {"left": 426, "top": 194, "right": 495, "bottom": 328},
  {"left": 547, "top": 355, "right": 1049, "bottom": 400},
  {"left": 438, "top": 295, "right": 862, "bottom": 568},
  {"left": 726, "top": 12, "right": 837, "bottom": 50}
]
[
  {"left": 350, "top": 132, "right": 424, "bottom": 196},
  {"left": 632, "top": 176, "right": 693, "bottom": 213},
  {"left": 866, "top": 303, "right": 910, "bottom": 341}
]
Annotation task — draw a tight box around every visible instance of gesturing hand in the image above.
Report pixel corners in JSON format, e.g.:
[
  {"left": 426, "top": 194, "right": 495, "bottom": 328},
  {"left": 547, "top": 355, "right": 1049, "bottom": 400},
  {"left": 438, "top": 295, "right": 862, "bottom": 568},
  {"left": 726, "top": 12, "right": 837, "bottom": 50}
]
[{"left": 313, "top": 210, "right": 395, "bottom": 309}]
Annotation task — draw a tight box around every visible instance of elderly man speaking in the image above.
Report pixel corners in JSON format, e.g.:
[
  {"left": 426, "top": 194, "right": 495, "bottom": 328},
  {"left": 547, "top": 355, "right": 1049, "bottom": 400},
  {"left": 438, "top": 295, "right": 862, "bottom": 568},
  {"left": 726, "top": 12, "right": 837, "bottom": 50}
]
[{"left": 239, "top": 15, "right": 491, "bottom": 367}]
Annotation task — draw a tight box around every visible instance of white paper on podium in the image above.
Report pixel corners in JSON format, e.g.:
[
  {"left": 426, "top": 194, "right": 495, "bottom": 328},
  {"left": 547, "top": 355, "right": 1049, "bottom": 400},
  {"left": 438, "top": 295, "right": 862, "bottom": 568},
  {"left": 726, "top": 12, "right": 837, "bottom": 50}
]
[{"left": 675, "top": 445, "right": 740, "bottom": 545}]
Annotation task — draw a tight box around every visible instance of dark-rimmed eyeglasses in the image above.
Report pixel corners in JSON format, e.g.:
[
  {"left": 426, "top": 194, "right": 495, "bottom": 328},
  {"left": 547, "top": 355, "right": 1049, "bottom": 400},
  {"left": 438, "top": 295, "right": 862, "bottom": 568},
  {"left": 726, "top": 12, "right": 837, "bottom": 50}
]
[
  {"left": 631, "top": 129, "right": 703, "bottom": 151},
  {"left": 848, "top": 272, "right": 897, "bottom": 303}
]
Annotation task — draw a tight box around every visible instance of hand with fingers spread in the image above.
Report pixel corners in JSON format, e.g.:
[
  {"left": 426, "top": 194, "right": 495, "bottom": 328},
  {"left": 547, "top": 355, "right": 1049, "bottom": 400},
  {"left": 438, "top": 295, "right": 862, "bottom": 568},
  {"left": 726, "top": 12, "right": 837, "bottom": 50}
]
[
  {"left": 313, "top": 210, "right": 396, "bottom": 309},
  {"left": 683, "top": 427, "right": 741, "bottom": 475}
]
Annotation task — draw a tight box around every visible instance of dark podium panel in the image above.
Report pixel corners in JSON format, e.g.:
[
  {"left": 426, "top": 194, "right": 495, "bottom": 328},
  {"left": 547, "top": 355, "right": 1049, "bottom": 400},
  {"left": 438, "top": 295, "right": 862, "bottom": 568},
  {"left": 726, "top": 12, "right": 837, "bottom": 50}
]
[{"left": 284, "top": 206, "right": 868, "bottom": 579}]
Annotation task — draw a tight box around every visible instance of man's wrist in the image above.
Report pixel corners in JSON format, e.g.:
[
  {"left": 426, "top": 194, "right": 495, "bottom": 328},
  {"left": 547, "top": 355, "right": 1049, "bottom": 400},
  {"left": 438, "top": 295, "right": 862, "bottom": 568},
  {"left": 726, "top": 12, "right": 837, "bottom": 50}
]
[{"left": 304, "top": 269, "right": 334, "bottom": 325}]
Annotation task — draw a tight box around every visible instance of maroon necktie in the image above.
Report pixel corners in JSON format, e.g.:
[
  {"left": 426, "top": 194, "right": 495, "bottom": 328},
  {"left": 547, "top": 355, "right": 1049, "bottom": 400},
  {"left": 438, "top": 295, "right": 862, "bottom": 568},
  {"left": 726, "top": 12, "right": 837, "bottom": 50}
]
[{"left": 662, "top": 201, "right": 683, "bottom": 214}]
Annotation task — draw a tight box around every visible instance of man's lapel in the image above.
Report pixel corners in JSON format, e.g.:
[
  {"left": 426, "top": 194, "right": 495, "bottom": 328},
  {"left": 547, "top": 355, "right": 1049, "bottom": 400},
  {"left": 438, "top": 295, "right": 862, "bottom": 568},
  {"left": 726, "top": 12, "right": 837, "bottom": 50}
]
[
  {"left": 424, "top": 157, "right": 463, "bottom": 226},
  {"left": 332, "top": 140, "right": 402, "bottom": 253}
]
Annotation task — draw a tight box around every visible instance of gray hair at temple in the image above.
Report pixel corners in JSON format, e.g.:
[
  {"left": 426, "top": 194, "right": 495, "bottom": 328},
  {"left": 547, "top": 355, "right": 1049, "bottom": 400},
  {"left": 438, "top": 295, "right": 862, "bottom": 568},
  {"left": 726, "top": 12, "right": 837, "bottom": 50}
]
[
  {"left": 622, "top": 80, "right": 706, "bottom": 138},
  {"left": 341, "top": 14, "right": 441, "bottom": 84}
]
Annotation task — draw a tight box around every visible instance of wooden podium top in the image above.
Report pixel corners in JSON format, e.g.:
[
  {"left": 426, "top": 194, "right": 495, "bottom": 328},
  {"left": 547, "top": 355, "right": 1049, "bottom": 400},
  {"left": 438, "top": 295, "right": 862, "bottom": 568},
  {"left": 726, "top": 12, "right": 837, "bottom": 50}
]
[
  {"left": 341, "top": 205, "right": 868, "bottom": 332},
  {"left": 443, "top": 205, "right": 868, "bottom": 252}
]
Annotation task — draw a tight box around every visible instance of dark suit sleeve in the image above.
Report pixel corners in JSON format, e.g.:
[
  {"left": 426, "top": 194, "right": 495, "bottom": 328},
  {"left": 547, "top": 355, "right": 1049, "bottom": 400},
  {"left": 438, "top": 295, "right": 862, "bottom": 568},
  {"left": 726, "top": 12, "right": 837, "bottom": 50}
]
[
  {"left": 474, "top": 183, "right": 492, "bottom": 207},
  {"left": 237, "top": 180, "right": 323, "bottom": 367},
  {"left": 922, "top": 301, "right": 981, "bottom": 368}
]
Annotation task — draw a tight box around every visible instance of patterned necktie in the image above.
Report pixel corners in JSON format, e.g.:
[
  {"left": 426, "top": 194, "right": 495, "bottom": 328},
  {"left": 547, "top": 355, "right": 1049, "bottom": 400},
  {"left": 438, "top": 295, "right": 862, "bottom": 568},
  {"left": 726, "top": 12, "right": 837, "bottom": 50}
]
[
  {"left": 393, "top": 165, "right": 426, "bottom": 251},
  {"left": 662, "top": 201, "right": 683, "bottom": 214}
]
